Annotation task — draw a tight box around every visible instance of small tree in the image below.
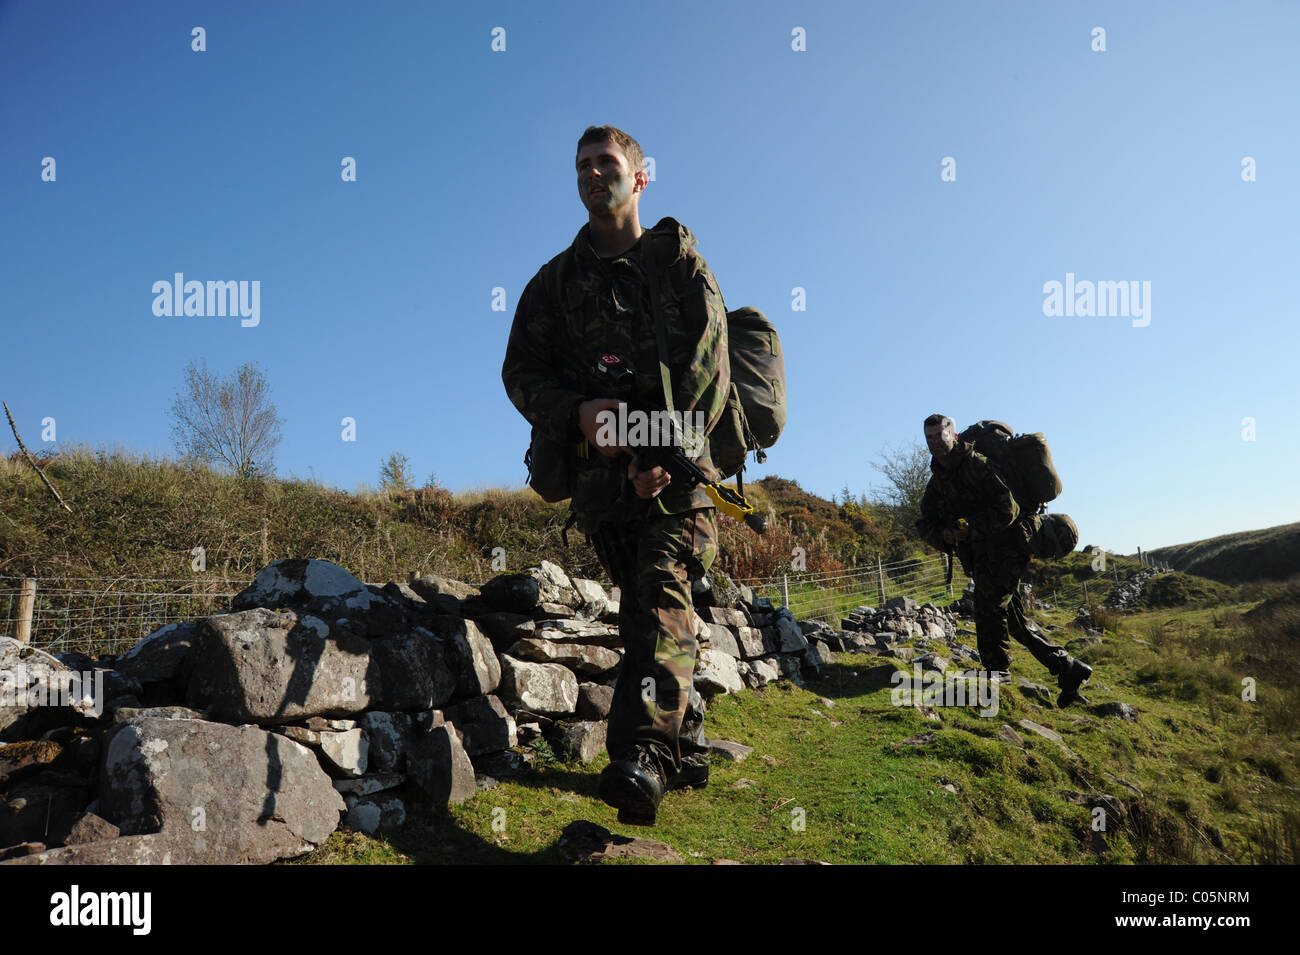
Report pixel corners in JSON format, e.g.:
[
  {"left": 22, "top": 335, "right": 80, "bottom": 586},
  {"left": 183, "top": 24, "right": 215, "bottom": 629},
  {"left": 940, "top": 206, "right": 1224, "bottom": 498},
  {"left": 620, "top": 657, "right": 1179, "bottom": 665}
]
[
  {"left": 380, "top": 452, "right": 414, "bottom": 493},
  {"left": 870, "top": 441, "right": 932, "bottom": 538},
  {"left": 169, "top": 360, "right": 282, "bottom": 478}
]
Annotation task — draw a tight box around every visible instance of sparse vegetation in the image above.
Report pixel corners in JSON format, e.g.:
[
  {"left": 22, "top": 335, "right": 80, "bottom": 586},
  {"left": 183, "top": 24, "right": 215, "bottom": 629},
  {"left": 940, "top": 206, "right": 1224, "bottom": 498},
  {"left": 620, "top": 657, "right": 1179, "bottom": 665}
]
[{"left": 4, "top": 444, "right": 1297, "bottom": 865}]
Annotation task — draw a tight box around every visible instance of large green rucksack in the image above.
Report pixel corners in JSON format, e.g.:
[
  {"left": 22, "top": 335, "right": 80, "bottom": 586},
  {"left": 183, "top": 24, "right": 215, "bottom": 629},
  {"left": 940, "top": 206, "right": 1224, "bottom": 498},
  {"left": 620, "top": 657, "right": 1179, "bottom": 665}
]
[
  {"left": 707, "top": 305, "right": 786, "bottom": 478},
  {"left": 1025, "top": 513, "right": 1079, "bottom": 559},
  {"left": 958, "top": 420, "right": 1062, "bottom": 514},
  {"left": 958, "top": 420, "right": 1075, "bottom": 558}
]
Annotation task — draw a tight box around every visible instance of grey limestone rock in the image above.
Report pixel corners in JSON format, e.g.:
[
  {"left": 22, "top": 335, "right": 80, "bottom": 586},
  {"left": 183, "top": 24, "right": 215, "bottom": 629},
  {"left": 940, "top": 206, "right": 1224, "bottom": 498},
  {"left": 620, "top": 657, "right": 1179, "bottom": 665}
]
[
  {"left": 1091, "top": 701, "right": 1138, "bottom": 721},
  {"left": 407, "top": 723, "right": 476, "bottom": 809},
  {"left": 443, "top": 695, "right": 518, "bottom": 756},
  {"left": 113, "top": 621, "right": 198, "bottom": 685},
  {"left": 344, "top": 793, "right": 407, "bottom": 834},
  {"left": 558, "top": 820, "right": 681, "bottom": 864},
  {"left": 693, "top": 648, "right": 743, "bottom": 696},
  {"left": 548, "top": 720, "right": 607, "bottom": 763},
  {"left": 185, "top": 608, "right": 376, "bottom": 724},
  {"left": 701, "top": 623, "right": 741, "bottom": 659},
  {"left": 708, "top": 739, "right": 753, "bottom": 761},
  {"left": 497, "top": 656, "right": 578, "bottom": 716},
  {"left": 318, "top": 728, "right": 368, "bottom": 778},
  {"left": 577, "top": 683, "right": 614, "bottom": 720},
  {"left": 430, "top": 617, "right": 501, "bottom": 697},
  {"left": 508, "top": 637, "right": 620, "bottom": 678},
  {"left": 357, "top": 711, "right": 410, "bottom": 772},
  {"left": 98, "top": 716, "right": 344, "bottom": 864},
  {"left": 231, "top": 559, "right": 378, "bottom": 618}
]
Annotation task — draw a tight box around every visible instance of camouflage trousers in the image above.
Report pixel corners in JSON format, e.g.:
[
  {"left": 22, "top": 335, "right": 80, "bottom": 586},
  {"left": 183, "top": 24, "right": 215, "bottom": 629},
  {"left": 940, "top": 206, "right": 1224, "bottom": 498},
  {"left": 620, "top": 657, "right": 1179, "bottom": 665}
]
[
  {"left": 972, "top": 546, "right": 1071, "bottom": 677},
  {"left": 588, "top": 507, "right": 718, "bottom": 776}
]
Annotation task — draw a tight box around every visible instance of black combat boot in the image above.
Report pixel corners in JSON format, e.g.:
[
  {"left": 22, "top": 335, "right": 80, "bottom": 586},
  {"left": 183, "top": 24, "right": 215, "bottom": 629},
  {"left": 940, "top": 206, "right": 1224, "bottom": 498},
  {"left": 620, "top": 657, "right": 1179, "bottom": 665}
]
[
  {"left": 1057, "top": 659, "right": 1093, "bottom": 708},
  {"left": 669, "top": 752, "right": 710, "bottom": 790},
  {"left": 598, "top": 747, "right": 667, "bottom": 826}
]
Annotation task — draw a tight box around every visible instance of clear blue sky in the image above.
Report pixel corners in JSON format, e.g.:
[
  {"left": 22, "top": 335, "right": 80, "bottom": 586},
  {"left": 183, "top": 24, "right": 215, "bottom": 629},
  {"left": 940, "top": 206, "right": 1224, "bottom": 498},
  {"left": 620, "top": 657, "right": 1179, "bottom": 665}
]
[{"left": 2, "top": 0, "right": 1297, "bottom": 555}]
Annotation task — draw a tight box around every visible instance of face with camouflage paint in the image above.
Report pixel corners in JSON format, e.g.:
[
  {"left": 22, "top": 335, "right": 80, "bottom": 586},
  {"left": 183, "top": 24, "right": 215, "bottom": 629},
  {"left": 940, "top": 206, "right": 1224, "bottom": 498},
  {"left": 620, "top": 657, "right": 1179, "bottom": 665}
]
[
  {"left": 925, "top": 419, "right": 957, "bottom": 460},
  {"left": 577, "top": 140, "right": 645, "bottom": 218}
]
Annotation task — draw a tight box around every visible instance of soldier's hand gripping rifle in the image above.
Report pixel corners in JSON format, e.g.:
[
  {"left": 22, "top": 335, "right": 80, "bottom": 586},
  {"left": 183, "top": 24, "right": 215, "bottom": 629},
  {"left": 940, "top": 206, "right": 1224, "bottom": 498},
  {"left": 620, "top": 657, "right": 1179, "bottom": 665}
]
[
  {"left": 590, "top": 353, "right": 766, "bottom": 535},
  {"left": 635, "top": 431, "right": 768, "bottom": 535}
]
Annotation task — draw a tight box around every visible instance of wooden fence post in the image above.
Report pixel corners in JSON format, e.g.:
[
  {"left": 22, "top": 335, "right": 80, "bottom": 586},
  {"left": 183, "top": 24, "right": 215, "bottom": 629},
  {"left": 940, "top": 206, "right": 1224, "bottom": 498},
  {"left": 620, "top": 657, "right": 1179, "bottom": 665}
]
[
  {"left": 876, "top": 556, "right": 886, "bottom": 606},
  {"left": 16, "top": 578, "right": 36, "bottom": 644}
]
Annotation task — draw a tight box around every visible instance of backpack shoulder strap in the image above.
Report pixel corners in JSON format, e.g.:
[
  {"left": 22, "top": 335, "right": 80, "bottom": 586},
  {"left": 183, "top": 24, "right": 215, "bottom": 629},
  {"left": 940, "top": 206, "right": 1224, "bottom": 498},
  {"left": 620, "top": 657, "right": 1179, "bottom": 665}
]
[
  {"left": 542, "top": 244, "right": 573, "bottom": 311},
  {"left": 640, "top": 241, "right": 677, "bottom": 419}
]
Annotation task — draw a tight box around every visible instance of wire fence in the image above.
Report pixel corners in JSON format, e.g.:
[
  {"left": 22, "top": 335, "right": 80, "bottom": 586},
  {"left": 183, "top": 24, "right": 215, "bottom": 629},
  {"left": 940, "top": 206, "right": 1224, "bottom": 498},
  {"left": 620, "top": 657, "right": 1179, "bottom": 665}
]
[
  {"left": 735, "top": 554, "right": 971, "bottom": 624},
  {"left": 735, "top": 552, "right": 1141, "bottom": 625},
  {"left": 0, "top": 577, "right": 244, "bottom": 658},
  {"left": 2, "top": 554, "right": 1147, "bottom": 658}
]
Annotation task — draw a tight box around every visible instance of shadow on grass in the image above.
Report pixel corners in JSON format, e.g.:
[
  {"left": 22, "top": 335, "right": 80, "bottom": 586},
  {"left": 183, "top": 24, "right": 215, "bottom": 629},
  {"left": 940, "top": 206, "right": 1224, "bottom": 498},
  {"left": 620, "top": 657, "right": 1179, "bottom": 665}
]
[
  {"left": 379, "top": 803, "right": 569, "bottom": 864},
  {"left": 329, "top": 763, "right": 609, "bottom": 864}
]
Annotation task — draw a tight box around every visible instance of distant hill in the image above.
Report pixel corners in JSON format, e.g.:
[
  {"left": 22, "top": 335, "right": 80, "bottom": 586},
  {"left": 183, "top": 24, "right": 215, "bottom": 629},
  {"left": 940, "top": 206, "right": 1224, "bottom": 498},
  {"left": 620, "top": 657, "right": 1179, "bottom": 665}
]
[{"left": 1147, "top": 522, "right": 1300, "bottom": 584}]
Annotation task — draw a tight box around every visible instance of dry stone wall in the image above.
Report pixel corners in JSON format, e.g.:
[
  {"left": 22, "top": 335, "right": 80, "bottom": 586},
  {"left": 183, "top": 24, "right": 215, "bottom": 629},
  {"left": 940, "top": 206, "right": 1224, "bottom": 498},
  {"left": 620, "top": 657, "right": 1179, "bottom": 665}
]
[{"left": 0, "top": 556, "right": 963, "bottom": 864}]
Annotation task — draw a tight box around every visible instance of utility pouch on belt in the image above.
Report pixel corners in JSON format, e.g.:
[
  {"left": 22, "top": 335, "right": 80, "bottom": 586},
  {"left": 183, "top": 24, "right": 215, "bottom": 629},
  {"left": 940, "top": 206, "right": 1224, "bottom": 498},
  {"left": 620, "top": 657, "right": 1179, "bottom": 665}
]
[{"left": 525, "top": 427, "right": 580, "bottom": 503}]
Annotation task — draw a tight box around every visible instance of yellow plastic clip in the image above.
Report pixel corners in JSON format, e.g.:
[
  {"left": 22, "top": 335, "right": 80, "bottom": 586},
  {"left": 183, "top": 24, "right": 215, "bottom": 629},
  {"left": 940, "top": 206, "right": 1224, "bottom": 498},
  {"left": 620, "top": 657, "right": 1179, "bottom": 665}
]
[{"left": 704, "top": 482, "right": 755, "bottom": 522}]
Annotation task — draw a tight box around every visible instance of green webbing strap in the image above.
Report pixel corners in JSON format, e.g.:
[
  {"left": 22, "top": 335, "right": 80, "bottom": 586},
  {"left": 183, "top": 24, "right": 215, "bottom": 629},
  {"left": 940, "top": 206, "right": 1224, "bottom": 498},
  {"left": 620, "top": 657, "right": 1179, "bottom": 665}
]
[{"left": 641, "top": 239, "right": 677, "bottom": 421}]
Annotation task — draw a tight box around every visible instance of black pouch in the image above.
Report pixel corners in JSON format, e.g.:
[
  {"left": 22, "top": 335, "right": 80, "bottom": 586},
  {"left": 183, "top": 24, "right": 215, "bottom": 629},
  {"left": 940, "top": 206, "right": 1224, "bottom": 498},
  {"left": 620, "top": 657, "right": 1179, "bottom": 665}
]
[{"left": 525, "top": 427, "right": 576, "bottom": 503}]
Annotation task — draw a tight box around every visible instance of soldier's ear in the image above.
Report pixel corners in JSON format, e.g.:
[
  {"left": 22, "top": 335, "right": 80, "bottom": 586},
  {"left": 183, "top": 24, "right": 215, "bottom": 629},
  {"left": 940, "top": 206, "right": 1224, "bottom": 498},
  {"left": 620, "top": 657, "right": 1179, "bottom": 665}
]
[{"left": 634, "top": 169, "right": 649, "bottom": 194}]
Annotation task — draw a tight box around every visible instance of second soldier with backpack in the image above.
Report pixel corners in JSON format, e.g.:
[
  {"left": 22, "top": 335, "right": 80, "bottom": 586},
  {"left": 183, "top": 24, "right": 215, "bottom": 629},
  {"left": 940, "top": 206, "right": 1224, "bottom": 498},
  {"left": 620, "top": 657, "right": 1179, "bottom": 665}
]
[{"left": 915, "top": 414, "right": 1093, "bottom": 707}]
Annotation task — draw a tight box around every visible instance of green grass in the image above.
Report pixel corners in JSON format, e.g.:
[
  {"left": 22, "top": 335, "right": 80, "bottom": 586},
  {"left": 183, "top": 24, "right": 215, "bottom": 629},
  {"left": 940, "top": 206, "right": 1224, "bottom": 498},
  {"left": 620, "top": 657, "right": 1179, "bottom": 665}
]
[{"left": 290, "top": 594, "right": 1300, "bottom": 865}]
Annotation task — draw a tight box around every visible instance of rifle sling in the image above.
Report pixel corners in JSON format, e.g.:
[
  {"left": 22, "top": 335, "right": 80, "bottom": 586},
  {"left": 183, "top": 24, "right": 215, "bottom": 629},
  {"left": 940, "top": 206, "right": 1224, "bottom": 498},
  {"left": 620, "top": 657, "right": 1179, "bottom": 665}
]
[{"left": 641, "top": 241, "right": 677, "bottom": 421}]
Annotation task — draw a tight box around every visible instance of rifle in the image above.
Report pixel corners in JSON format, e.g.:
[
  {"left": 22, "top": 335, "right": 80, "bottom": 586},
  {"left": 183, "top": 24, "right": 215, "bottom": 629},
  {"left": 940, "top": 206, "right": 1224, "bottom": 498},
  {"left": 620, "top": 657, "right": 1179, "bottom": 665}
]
[
  {"left": 587, "top": 355, "right": 766, "bottom": 534},
  {"left": 636, "top": 437, "right": 767, "bottom": 535},
  {"left": 592, "top": 358, "right": 764, "bottom": 535}
]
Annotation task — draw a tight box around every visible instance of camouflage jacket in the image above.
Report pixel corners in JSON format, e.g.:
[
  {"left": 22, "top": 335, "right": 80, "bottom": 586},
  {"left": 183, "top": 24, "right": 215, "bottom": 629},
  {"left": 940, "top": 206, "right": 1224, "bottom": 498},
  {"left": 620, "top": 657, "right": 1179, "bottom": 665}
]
[
  {"left": 501, "top": 216, "right": 731, "bottom": 531},
  {"left": 915, "top": 441, "right": 1022, "bottom": 555}
]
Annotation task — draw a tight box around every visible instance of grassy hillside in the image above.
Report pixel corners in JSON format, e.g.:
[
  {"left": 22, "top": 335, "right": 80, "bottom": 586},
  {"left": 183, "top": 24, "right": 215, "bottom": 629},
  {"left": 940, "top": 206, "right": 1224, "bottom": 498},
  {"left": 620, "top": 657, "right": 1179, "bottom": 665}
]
[
  {"left": 1147, "top": 522, "right": 1300, "bottom": 584},
  {"left": 0, "top": 448, "right": 901, "bottom": 588}
]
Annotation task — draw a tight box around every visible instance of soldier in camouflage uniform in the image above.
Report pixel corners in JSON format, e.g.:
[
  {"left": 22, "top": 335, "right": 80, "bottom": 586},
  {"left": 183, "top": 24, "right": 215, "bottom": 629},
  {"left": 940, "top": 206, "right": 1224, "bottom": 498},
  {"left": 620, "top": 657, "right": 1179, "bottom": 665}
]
[
  {"left": 501, "top": 126, "right": 731, "bottom": 823},
  {"left": 915, "top": 414, "right": 1092, "bottom": 706}
]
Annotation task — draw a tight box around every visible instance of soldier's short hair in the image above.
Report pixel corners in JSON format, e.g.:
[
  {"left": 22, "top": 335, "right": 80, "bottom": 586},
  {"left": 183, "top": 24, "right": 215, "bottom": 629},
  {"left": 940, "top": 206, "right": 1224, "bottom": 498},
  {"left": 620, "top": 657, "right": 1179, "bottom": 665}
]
[
  {"left": 923, "top": 413, "right": 955, "bottom": 433},
  {"left": 576, "top": 125, "right": 645, "bottom": 175}
]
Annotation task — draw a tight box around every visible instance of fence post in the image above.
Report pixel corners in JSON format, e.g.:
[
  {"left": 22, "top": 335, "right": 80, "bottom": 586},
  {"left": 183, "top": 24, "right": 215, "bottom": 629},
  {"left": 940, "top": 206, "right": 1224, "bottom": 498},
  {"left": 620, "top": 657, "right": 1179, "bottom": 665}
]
[
  {"left": 944, "top": 553, "right": 953, "bottom": 597},
  {"left": 782, "top": 573, "right": 789, "bottom": 610},
  {"left": 15, "top": 578, "right": 36, "bottom": 644},
  {"left": 876, "top": 556, "right": 886, "bottom": 606},
  {"left": 1082, "top": 580, "right": 1089, "bottom": 604},
  {"left": 261, "top": 516, "right": 270, "bottom": 565}
]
